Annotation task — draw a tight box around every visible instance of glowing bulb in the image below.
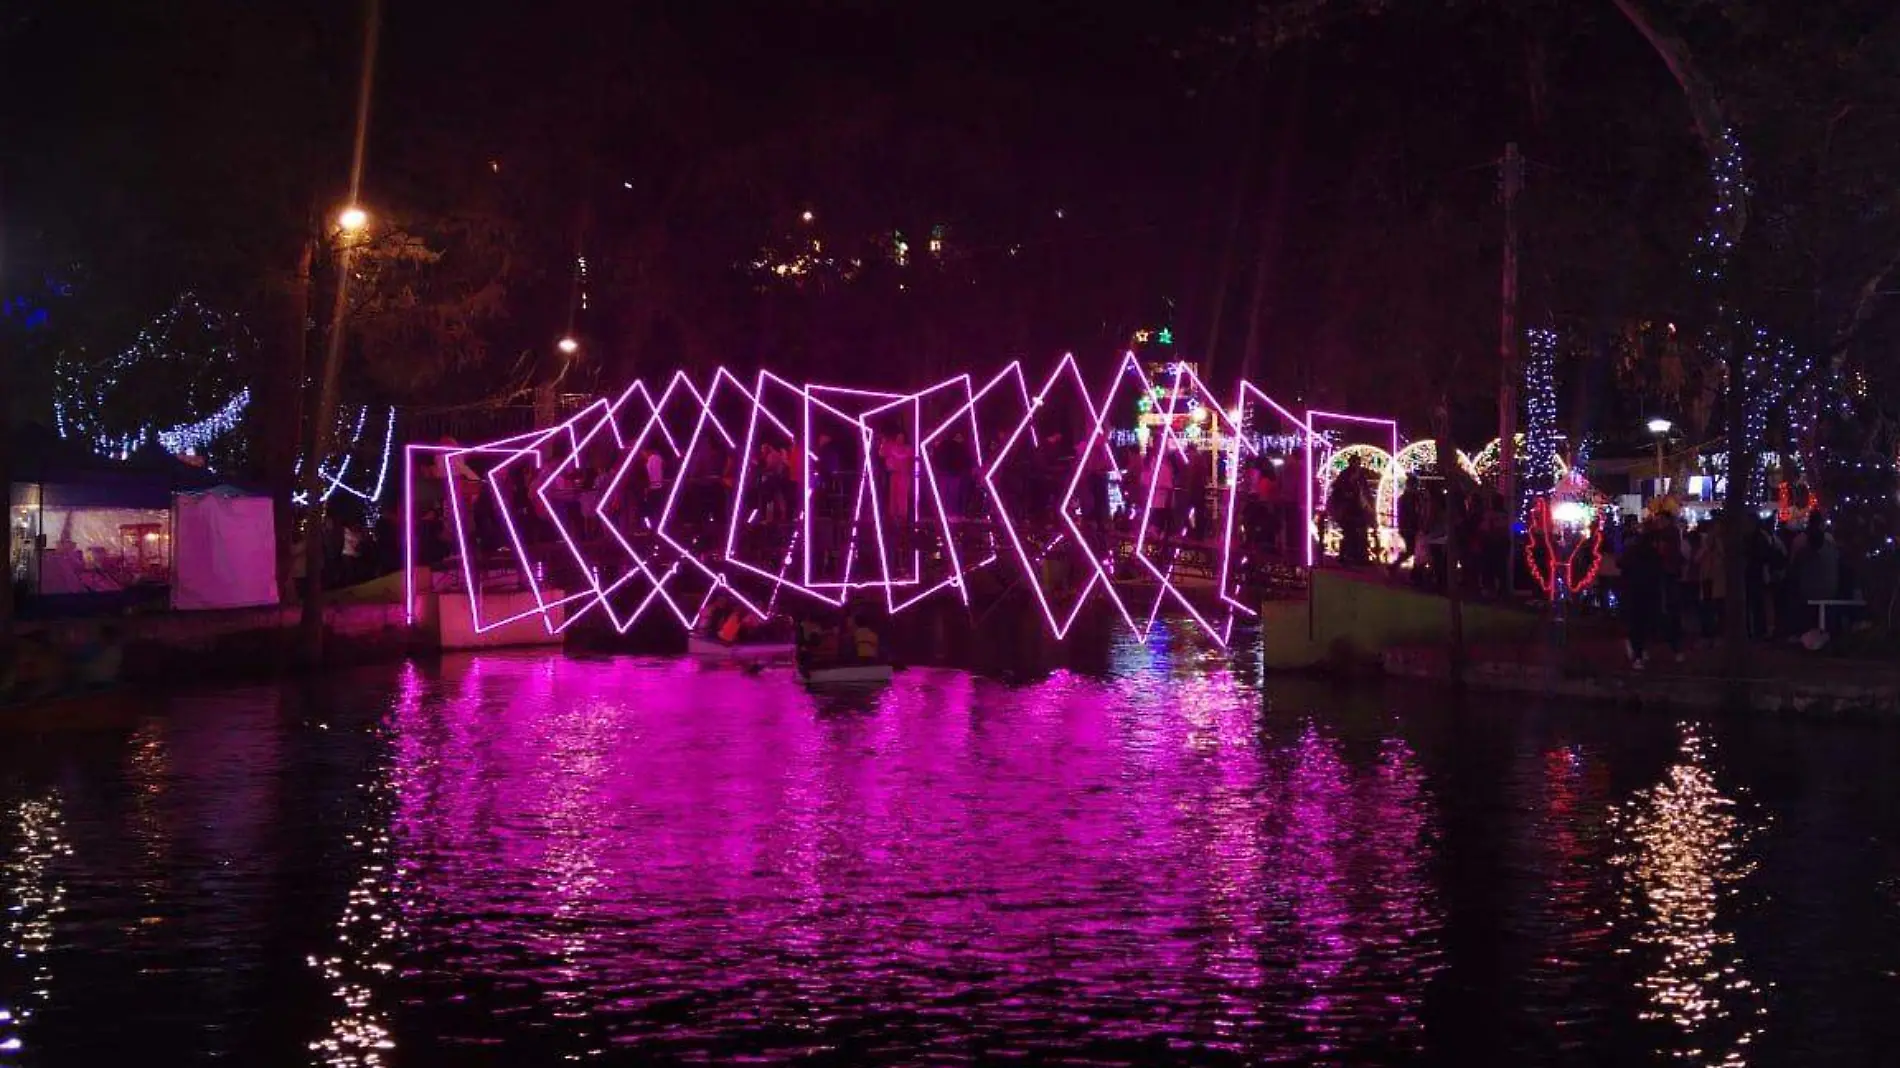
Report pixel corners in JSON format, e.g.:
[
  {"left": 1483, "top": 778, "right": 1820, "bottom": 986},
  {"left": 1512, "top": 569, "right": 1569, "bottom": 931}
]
[
  {"left": 337, "top": 206, "right": 369, "bottom": 232},
  {"left": 1647, "top": 418, "right": 1673, "bottom": 435},
  {"left": 800, "top": 210, "right": 814, "bottom": 223},
  {"left": 1552, "top": 501, "right": 1590, "bottom": 526},
  {"left": 557, "top": 336, "right": 580, "bottom": 355}
]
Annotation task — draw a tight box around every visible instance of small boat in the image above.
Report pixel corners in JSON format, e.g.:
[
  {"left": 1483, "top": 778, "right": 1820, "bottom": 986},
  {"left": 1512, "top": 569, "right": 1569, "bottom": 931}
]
[
  {"left": 797, "top": 663, "right": 895, "bottom": 686},
  {"left": 687, "top": 633, "right": 796, "bottom": 661}
]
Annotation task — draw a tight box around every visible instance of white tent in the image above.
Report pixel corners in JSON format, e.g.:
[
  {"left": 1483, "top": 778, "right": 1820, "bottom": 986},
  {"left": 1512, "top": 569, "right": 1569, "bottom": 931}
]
[{"left": 171, "top": 487, "right": 279, "bottom": 611}]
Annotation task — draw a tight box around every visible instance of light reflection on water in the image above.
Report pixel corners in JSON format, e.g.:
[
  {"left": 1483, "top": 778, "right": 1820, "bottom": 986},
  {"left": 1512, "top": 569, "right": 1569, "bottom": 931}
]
[
  {"left": 1, "top": 792, "right": 69, "bottom": 1063},
  {"left": 1, "top": 638, "right": 1898, "bottom": 1065},
  {"left": 373, "top": 650, "right": 1445, "bottom": 1062},
  {"left": 1610, "top": 726, "right": 1767, "bottom": 1066}
]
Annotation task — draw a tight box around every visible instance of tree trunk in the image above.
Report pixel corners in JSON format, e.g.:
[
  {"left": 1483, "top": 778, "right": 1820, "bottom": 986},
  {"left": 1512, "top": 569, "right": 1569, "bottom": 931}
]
[{"left": 1610, "top": 0, "right": 1753, "bottom": 693}]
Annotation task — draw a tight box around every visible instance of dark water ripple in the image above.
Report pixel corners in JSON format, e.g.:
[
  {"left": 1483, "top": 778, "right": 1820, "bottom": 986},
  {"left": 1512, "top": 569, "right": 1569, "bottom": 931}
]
[{"left": 3, "top": 636, "right": 1899, "bottom": 1066}]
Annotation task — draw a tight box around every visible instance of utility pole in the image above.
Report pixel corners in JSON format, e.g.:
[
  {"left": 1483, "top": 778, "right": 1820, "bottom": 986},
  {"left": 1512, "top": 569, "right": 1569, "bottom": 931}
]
[{"left": 1498, "top": 142, "right": 1523, "bottom": 594}]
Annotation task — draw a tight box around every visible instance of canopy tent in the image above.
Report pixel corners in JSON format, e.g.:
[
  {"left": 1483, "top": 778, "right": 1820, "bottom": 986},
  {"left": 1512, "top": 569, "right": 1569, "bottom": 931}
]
[
  {"left": 9, "top": 425, "right": 274, "bottom": 610},
  {"left": 171, "top": 486, "right": 278, "bottom": 610}
]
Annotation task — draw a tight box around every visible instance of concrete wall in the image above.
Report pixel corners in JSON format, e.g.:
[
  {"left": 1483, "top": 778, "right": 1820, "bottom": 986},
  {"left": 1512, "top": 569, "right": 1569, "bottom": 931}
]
[{"left": 1262, "top": 569, "right": 1540, "bottom": 670}]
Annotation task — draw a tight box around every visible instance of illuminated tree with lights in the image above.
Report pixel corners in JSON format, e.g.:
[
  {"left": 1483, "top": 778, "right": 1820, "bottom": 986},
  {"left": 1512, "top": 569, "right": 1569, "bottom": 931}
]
[{"left": 53, "top": 292, "right": 255, "bottom": 467}]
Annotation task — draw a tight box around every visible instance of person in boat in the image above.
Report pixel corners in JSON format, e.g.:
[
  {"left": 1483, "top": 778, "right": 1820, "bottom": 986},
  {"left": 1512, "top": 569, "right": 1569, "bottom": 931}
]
[
  {"left": 797, "top": 615, "right": 840, "bottom": 669},
  {"left": 717, "top": 603, "right": 752, "bottom": 644},
  {"left": 695, "top": 594, "right": 728, "bottom": 634}
]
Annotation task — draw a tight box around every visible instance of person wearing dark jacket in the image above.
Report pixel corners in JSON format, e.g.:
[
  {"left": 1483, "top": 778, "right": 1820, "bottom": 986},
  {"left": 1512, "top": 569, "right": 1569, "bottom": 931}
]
[{"left": 1619, "top": 526, "right": 1678, "bottom": 668}]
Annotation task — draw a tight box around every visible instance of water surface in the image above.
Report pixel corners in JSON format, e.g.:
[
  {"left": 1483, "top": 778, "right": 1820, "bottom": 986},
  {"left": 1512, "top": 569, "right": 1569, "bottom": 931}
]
[{"left": 3, "top": 635, "right": 1898, "bottom": 1065}]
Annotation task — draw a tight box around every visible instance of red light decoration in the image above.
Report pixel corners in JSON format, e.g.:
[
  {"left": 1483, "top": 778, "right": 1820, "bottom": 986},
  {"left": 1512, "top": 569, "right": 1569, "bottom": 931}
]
[{"left": 1522, "top": 497, "right": 1603, "bottom": 601}]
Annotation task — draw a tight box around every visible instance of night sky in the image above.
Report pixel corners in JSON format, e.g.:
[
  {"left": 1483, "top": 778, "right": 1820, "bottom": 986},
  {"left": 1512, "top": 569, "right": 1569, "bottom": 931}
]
[{"left": 2, "top": 0, "right": 1830, "bottom": 441}]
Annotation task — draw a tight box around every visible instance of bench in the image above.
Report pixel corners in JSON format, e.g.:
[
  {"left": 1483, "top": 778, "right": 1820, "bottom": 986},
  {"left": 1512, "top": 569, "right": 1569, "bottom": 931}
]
[{"left": 1808, "top": 597, "right": 1866, "bottom": 632}]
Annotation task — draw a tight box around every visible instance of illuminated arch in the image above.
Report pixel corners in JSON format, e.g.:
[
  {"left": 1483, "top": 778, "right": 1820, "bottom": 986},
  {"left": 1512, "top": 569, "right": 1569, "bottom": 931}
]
[
  {"left": 1467, "top": 434, "right": 1570, "bottom": 485},
  {"left": 1314, "top": 444, "right": 1396, "bottom": 561}
]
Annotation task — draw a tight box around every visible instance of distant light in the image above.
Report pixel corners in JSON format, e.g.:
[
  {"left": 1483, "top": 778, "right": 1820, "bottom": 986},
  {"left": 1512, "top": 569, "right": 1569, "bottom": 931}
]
[
  {"left": 337, "top": 206, "right": 369, "bottom": 232},
  {"left": 557, "top": 336, "right": 580, "bottom": 355},
  {"left": 1646, "top": 418, "right": 1673, "bottom": 435},
  {"left": 622, "top": 181, "right": 633, "bottom": 189},
  {"left": 1552, "top": 501, "right": 1590, "bottom": 526},
  {"left": 801, "top": 210, "right": 814, "bottom": 223},
  {"left": 1269, "top": 456, "right": 1285, "bottom": 467},
  {"left": 489, "top": 160, "right": 500, "bottom": 173},
  {"left": 1054, "top": 208, "right": 1066, "bottom": 219}
]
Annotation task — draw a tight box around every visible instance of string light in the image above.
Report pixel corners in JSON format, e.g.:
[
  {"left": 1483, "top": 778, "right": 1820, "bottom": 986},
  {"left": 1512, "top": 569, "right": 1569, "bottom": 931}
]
[
  {"left": 54, "top": 291, "right": 250, "bottom": 462},
  {"left": 1522, "top": 328, "right": 1560, "bottom": 511},
  {"left": 155, "top": 388, "right": 252, "bottom": 459},
  {"left": 1692, "top": 129, "right": 1748, "bottom": 284}
]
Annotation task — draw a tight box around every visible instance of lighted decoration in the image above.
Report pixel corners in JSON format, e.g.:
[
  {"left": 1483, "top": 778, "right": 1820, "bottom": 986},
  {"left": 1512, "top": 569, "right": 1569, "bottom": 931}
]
[
  {"left": 1521, "top": 328, "right": 1560, "bottom": 508},
  {"left": 1468, "top": 434, "right": 1569, "bottom": 488},
  {"left": 1217, "top": 382, "right": 1314, "bottom": 625},
  {"left": 1304, "top": 411, "right": 1400, "bottom": 567},
  {"left": 292, "top": 406, "right": 398, "bottom": 509},
  {"left": 1522, "top": 496, "right": 1603, "bottom": 600},
  {"left": 55, "top": 291, "right": 251, "bottom": 463},
  {"left": 1374, "top": 440, "right": 1479, "bottom": 554},
  {"left": 404, "top": 363, "right": 1395, "bottom": 647},
  {"left": 1313, "top": 443, "right": 1396, "bottom": 563}
]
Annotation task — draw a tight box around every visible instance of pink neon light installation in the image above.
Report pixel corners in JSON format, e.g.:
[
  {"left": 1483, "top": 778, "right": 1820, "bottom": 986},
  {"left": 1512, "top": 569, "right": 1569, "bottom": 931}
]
[
  {"left": 906, "top": 363, "right": 1026, "bottom": 611},
  {"left": 408, "top": 363, "right": 1397, "bottom": 646},
  {"left": 1215, "top": 381, "right": 1314, "bottom": 619},
  {"left": 982, "top": 353, "right": 1113, "bottom": 639}
]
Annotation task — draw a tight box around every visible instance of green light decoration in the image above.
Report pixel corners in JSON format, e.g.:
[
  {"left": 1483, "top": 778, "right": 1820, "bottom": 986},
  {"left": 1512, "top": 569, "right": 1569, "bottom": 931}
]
[{"left": 1156, "top": 328, "right": 1173, "bottom": 346}]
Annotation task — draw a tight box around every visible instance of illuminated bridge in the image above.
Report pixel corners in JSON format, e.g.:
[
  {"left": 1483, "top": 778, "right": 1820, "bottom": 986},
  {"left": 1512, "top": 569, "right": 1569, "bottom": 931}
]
[{"left": 403, "top": 355, "right": 1393, "bottom": 648}]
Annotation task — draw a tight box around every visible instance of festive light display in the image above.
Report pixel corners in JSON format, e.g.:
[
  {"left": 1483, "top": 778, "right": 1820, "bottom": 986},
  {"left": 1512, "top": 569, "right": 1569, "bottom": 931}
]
[
  {"left": 55, "top": 291, "right": 251, "bottom": 462},
  {"left": 406, "top": 363, "right": 1350, "bottom": 645},
  {"left": 1693, "top": 129, "right": 1748, "bottom": 284},
  {"left": 1374, "top": 440, "right": 1479, "bottom": 548},
  {"left": 1521, "top": 328, "right": 1560, "bottom": 508},
  {"left": 1522, "top": 495, "right": 1603, "bottom": 600},
  {"left": 292, "top": 405, "right": 399, "bottom": 509},
  {"left": 1304, "top": 411, "right": 1400, "bottom": 566}
]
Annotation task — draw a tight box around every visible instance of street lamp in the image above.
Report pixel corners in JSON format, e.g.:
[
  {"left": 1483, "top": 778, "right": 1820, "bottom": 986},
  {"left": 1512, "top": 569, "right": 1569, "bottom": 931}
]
[
  {"left": 337, "top": 205, "right": 369, "bottom": 233},
  {"left": 1646, "top": 418, "right": 1672, "bottom": 493},
  {"left": 556, "top": 336, "right": 580, "bottom": 355}
]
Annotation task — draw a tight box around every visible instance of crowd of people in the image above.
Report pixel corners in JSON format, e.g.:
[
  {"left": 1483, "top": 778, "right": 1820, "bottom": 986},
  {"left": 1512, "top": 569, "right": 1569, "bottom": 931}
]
[{"left": 1611, "top": 509, "right": 1851, "bottom": 667}]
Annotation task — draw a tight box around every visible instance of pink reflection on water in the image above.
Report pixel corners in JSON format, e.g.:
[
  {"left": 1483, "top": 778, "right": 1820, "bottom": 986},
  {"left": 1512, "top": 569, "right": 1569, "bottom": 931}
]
[{"left": 384, "top": 652, "right": 1443, "bottom": 1060}]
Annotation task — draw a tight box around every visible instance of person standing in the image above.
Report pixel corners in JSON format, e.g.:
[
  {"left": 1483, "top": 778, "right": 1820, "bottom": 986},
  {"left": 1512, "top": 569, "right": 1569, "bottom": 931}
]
[
  {"left": 1696, "top": 512, "right": 1727, "bottom": 644},
  {"left": 939, "top": 431, "right": 973, "bottom": 520},
  {"left": 880, "top": 431, "right": 915, "bottom": 525},
  {"left": 1150, "top": 446, "right": 1177, "bottom": 537},
  {"left": 1330, "top": 455, "right": 1371, "bottom": 567},
  {"left": 1619, "top": 525, "right": 1669, "bottom": 668},
  {"left": 1391, "top": 475, "right": 1425, "bottom": 580}
]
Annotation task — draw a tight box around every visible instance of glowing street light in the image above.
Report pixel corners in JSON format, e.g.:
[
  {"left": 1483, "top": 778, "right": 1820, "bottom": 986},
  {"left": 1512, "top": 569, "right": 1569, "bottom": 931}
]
[
  {"left": 557, "top": 336, "right": 580, "bottom": 355},
  {"left": 1646, "top": 417, "right": 1672, "bottom": 488},
  {"left": 337, "top": 206, "right": 369, "bottom": 233},
  {"left": 800, "top": 210, "right": 814, "bottom": 223}
]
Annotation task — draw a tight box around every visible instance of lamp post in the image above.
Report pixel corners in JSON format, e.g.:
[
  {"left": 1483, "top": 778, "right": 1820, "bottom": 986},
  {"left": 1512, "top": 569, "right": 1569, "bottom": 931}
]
[
  {"left": 1646, "top": 417, "right": 1672, "bottom": 499},
  {"left": 297, "top": 206, "right": 371, "bottom": 664}
]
